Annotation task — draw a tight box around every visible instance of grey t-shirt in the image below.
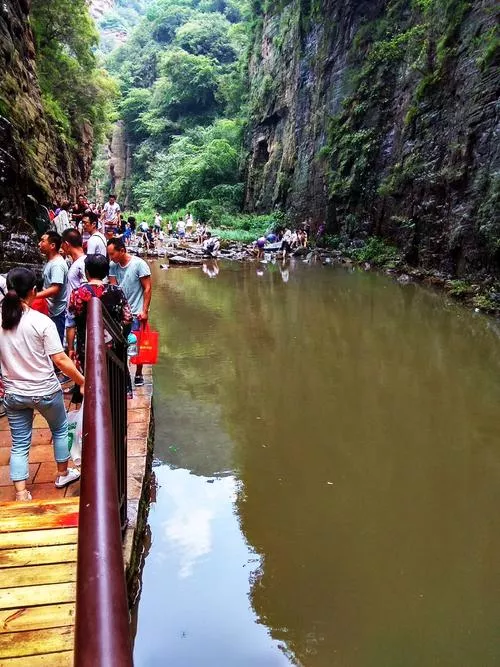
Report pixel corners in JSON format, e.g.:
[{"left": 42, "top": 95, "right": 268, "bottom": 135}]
[
  {"left": 109, "top": 256, "right": 150, "bottom": 315},
  {"left": 43, "top": 255, "right": 68, "bottom": 317}
]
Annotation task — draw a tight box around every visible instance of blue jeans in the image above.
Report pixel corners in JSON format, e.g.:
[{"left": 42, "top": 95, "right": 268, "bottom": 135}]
[
  {"left": 51, "top": 311, "right": 66, "bottom": 344},
  {"left": 4, "top": 391, "right": 69, "bottom": 482}
]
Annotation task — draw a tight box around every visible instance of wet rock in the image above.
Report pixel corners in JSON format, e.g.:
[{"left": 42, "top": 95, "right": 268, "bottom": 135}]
[
  {"left": 293, "top": 246, "right": 309, "bottom": 257},
  {"left": 168, "top": 255, "right": 203, "bottom": 266}
]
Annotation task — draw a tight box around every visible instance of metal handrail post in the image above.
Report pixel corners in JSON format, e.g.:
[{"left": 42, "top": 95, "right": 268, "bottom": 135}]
[{"left": 74, "top": 297, "right": 133, "bottom": 666}]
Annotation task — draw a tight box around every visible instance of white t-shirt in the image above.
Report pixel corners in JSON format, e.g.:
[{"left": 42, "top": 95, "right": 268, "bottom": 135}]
[
  {"left": 67, "top": 254, "right": 87, "bottom": 292},
  {"left": 103, "top": 201, "right": 120, "bottom": 222},
  {"left": 0, "top": 308, "right": 63, "bottom": 396},
  {"left": 54, "top": 210, "right": 71, "bottom": 235},
  {"left": 87, "top": 231, "right": 107, "bottom": 256}
]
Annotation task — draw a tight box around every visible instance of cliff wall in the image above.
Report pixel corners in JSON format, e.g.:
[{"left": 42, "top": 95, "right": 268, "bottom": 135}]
[
  {"left": 245, "top": 0, "right": 499, "bottom": 278},
  {"left": 0, "top": 0, "right": 93, "bottom": 269}
]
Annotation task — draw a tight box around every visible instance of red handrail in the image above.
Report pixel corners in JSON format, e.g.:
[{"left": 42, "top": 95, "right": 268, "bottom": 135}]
[{"left": 74, "top": 298, "right": 133, "bottom": 666}]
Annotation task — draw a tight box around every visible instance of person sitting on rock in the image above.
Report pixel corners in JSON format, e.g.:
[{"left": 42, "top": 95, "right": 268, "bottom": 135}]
[{"left": 202, "top": 232, "right": 220, "bottom": 257}]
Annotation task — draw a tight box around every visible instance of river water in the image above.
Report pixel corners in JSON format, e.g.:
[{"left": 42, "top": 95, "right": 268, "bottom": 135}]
[{"left": 133, "top": 260, "right": 500, "bottom": 666}]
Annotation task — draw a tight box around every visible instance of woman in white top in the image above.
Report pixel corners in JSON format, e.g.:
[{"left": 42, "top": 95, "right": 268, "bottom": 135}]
[{"left": 0, "top": 268, "right": 85, "bottom": 501}]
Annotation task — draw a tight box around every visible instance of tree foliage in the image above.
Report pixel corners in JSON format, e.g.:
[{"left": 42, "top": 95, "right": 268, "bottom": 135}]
[
  {"left": 134, "top": 120, "right": 242, "bottom": 209},
  {"left": 31, "top": 0, "right": 116, "bottom": 144},
  {"left": 107, "top": 0, "right": 250, "bottom": 211}
]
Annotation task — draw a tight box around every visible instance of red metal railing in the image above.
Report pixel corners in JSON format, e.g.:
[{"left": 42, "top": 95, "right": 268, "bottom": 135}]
[{"left": 74, "top": 298, "right": 133, "bottom": 666}]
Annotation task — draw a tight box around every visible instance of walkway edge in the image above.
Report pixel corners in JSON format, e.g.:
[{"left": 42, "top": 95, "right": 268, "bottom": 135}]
[{"left": 123, "top": 369, "right": 154, "bottom": 606}]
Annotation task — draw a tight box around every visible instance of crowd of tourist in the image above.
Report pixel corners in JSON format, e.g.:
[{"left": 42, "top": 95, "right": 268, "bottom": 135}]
[
  {"left": 255, "top": 221, "right": 311, "bottom": 260},
  {"left": 0, "top": 193, "right": 152, "bottom": 502}
]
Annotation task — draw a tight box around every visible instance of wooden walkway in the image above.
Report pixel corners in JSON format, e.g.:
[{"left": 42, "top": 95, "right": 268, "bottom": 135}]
[
  {"left": 0, "top": 368, "right": 153, "bottom": 665},
  {"left": 0, "top": 498, "right": 79, "bottom": 665}
]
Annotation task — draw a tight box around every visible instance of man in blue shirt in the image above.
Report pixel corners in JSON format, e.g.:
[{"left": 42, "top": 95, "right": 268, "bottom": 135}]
[
  {"left": 37, "top": 231, "right": 69, "bottom": 343},
  {"left": 107, "top": 237, "right": 152, "bottom": 387}
]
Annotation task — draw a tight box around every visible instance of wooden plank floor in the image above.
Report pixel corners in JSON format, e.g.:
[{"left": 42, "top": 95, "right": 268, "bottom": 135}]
[
  {"left": 0, "top": 498, "right": 79, "bottom": 666},
  {"left": 0, "top": 365, "right": 153, "bottom": 665}
]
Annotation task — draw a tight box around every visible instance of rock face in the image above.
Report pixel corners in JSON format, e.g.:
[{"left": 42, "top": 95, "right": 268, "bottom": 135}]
[
  {"left": 245, "top": 0, "right": 499, "bottom": 278},
  {"left": 0, "top": 0, "right": 93, "bottom": 269}
]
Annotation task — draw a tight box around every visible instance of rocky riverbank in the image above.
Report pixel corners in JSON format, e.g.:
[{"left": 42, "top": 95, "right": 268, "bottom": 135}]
[{"left": 136, "top": 236, "right": 500, "bottom": 316}]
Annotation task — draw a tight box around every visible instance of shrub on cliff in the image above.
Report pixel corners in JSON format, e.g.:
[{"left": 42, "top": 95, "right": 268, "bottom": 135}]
[{"left": 31, "top": 0, "right": 116, "bottom": 144}]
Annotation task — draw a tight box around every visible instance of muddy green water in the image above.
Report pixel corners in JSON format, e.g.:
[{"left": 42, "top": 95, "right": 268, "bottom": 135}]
[{"left": 133, "top": 260, "right": 500, "bottom": 667}]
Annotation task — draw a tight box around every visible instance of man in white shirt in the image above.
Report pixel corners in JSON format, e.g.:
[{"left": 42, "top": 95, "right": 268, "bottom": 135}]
[
  {"left": 83, "top": 212, "right": 107, "bottom": 256},
  {"left": 176, "top": 218, "right": 186, "bottom": 238},
  {"left": 100, "top": 194, "right": 121, "bottom": 239}
]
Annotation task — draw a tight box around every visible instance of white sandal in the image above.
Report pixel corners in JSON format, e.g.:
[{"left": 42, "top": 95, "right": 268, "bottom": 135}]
[{"left": 15, "top": 489, "right": 32, "bottom": 502}]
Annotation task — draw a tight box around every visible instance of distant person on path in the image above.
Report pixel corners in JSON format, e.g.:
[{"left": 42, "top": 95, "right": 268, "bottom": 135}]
[
  {"left": 128, "top": 216, "right": 137, "bottom": 235},
  {"left": 37, "top": 231, "right": 69, "bottom": 344},
  {"left": 185, "top": 211, "right": 194, "bottom": 236},
  {"left": 0, "top": 267, "right": 84, "bottom": 501},
  {"left": 100, "top": 194, "right": 121, "bottom": 239},
  {"left": 154, "top": 213, "right": 162, "bottom": 234},
  {"left": 53, "top": 202, "right": 71, "bottom": 236},
  {"left": 196, "top": 223, "right": 207, "bottom": 244},
  {"left": 83, "top": 212, "right": 107, "bottom": 256},
  {"left": 123, "top": 223, "right": 132, "bottom": 246},
  {"left": 72, "top": 194, "right": 89, "bottom": 228},
  {"left": 138, "top": 221, "right": 150, "bottom": 249},
  {"left": 176, "top": 218, "right": 186, "bottom": 239},
  {"left": 107, "top": 237, "right": 152, "bottom": 387},
  {"left": 316, "top": 222, "right": 326, "bottom": 243}
]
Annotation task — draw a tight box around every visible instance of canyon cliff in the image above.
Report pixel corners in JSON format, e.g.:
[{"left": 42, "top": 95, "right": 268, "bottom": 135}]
[
  {"left": 0, "top": 0, "right": 93, "bottom": 269},
  {"left": 245, "top": 0, "right": 499, "bottom": 278}
]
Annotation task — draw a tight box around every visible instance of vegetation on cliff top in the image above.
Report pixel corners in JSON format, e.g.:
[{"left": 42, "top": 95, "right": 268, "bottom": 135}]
[
  {"left": 105, "top": 0, "right": 252, "bottom": 226},
  {"left": 30, "top": 0, "right": 116, "bottom": 146}
]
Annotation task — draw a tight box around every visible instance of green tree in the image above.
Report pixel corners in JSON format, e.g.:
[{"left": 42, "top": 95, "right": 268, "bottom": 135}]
[
  {"left": 31, "top": 0, "right": 115, "bottom": 143},
  {"left": 135, "top": 119, "right": 242, "bottom": 209},
  {"left": 174, "top": 14, "right": 237, "bottom": 63},
  {"left": 154, "top": 49, "right": 221, "bottom": 121}
]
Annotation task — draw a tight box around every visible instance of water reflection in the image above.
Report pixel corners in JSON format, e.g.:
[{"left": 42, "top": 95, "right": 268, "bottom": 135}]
[
  {"left": 202, "top": 259, "right": 219, "bottom": 279},
  {"left": 134, "top": 261, "right": 500, "bottom": 666}
]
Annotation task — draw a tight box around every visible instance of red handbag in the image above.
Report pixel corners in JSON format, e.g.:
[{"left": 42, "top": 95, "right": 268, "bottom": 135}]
[{"left": 130, "top": 322, "right": 159, "bottom": 365}]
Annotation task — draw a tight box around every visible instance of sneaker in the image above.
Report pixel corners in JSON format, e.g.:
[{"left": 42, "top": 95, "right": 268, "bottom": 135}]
[
  {"left": 55, "top": 467, "right": 81, "bottom": 488},
  {"left": 134, "top": 375, "right": 145, "bottom": 387}
]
